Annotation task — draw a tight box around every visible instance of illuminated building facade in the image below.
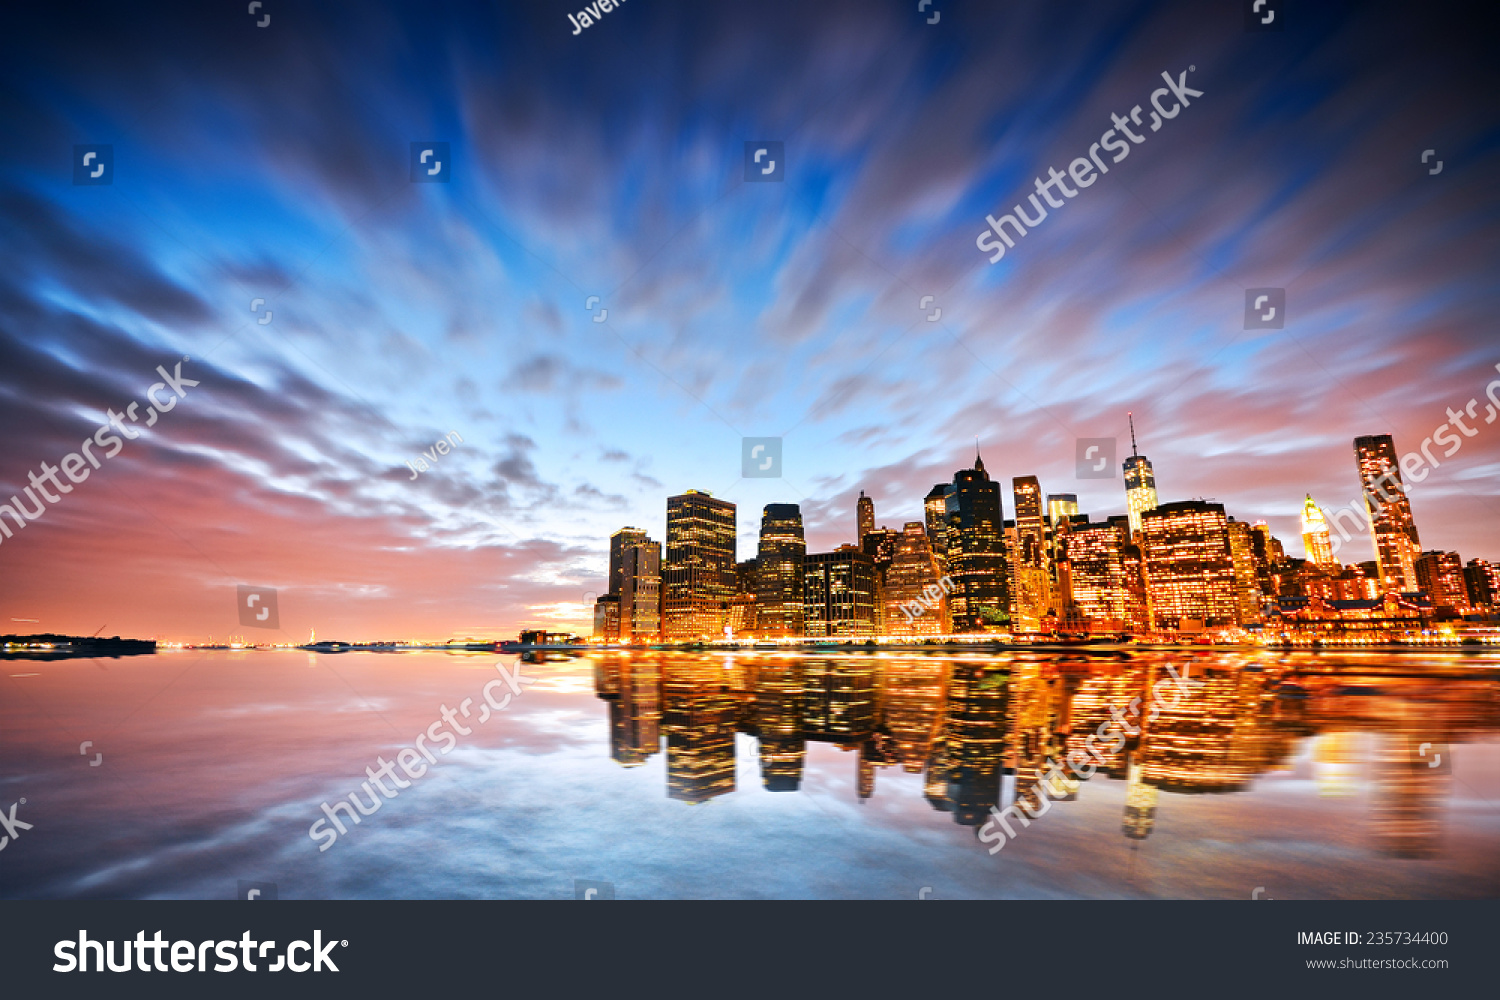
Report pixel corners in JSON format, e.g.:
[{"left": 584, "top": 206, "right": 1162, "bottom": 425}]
[
  {"left": 856, "top": 490, "right": 874, "bottom": 544},
  {"left": 1011, "top": 475, "right": 1050, "bottom": 633},
  {"left": 1415, "top": 550, "right": 1470, "bottom": 611},
  {"left": 1064, "top": 520, "right": 1129, "bottom": 631},
  {"left": 1354, "top": 435, "right": 1422, "bottom": 593},
  {"left": 755, "top": 503, "right": 806, "bottom": 637},
  {"left": 804, "top": 546, "right": 878, "bottom": 636},
  {"left": 944, "top": 453, "right": 1009, "bottom": 631},
  {"left": 617, "top": 534, "right": 662, "bottom": 640},
  {"left": 924, "top": 485, "right": 950, "bottom": 555},
  {"left": 592, "top": 593, "right": 620, "bottom": 640},
  {"left": 1226, "top": 517, "right": 1264, "bottom": 624},
  {"left": 663, "top": 490, "right": 737, "bottom": 639},
  {"left": 1123, "top": 414, "right": 1157, "bottom": 537},
  {"left": 1465, "top": 558, "right": 1500, "bottom": 610},
  {"left": 609, "top": 526, "right": 649, "bottom": 596},
  {"left": 1046, "top": 493, "right": 1079, "bottom": 527},
  {"left": 1140, "top": 500, "right": 1239, "bottom": 630},
  {"left": 1300, "top": 495, "right": 1337, "bottom": 567},
  {"left": 883, "top": 522, "right": 951, "bottom": 635}
]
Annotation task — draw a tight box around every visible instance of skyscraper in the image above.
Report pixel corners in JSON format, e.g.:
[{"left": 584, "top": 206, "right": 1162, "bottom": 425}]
[
  {"left": 755, "top": 503, "right": 806, "bottom": 637},
  {"left": 1123, "top": 413, "right": 1158, "bottom": 537},
  {"left": 1046, "top": 493, "right": 1079, "bottom": 528},
  {"left": 1140, "top": 500, "right": 1239, "bottom": 631},
  {"left": 1354, "top": 435, "right": 1421, "bottom": 593},
  {"left": 1064, "top": 520, "right": 1129, "bottom": 632},
  {"left": 856, "top": 490, "right": 874, "bottom": 545},
  {"left": 592, "top": 593, "right": 620, "bottom": 641},
  {"left": 804, "top": 546, "right": 878, "bottom": 636},
  {"left": 1464, "top": 558, "right": 1500, "bottom": 609},
  {"left": 1415, "top": 550, "right": 1470, "bottom": 611},
  {"left": 1226, "top": 517, "right": 1264, "bottom": 625},
  {"left": 662, "top": 490, "right": 737, "bottom": 640},
  {"left": 1011, "top": 475, "right": 1050, "bottom": 632},
  {"left": 618, "top": 534, "right": 662, "bottom": 640},
  {"left": 944, "top": 451, "right": 1009, "bottom": 631},
  {"left": 923, "top": 484, "right": 950, "bottom": 555},
  {"left": 883, "top": 522, "right": 951, "bottom": 636},
  {"left": 609, "top": 526, "right": 649, "bottom": 596},
  {"left": 1300, "top": 495, "right": 1336, "bottom": 568}
]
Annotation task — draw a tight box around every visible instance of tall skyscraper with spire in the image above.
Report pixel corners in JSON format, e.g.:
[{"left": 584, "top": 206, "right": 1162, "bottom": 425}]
[
  {"left": 1300, "top": 495, "right": 1337, "bottom": 568},
  {"left": 1123, "top": 412, "right": 1158, "bottom": 538},
  {"left": 1353, "top": 435, "right": 1422, "bottom": 593},
  {"left": 856, "top": 490, "right": 874, "bottom": 545},
  {"left": 943, "top": 448, "right": 1009, "bottom": 631}
]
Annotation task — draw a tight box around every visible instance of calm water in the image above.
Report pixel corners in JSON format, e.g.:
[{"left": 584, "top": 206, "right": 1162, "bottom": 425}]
[{"left": 2, "top": 648, "right": 1497, "bottom": 899}]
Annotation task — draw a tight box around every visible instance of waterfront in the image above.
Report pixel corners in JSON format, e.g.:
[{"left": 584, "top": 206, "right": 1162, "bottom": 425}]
[{"left": 2, "top": 649, "right": 1497, "bottom": 899}]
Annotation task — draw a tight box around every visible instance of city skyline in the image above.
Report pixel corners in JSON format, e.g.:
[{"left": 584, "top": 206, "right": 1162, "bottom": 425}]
[{"left": 2, "top": 1, "right": 1497, "bottom": 643}]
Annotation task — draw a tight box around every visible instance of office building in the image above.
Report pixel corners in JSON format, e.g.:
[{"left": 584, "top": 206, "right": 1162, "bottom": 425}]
[
  {"left": 1064, "top": 520, "right": 1130, "bottom": 632},
  {"left": 662, "top": 490, "right": 737, "bottom": 640},
  {"left": 617, "top": 534, "right": 662, "bottom": 640},
  {"left": 944, "top": 451, "right": 1009, "bottom": 631},
  {"left": 1226, "top": 518, "right": 1264, "bottom": 624},
  {"left": 1012, "top": 475, "right": 1050, "bottom": 632},
  {"left": 883, "top": 522, "right": 951, "bottom": 635},
  {"left": 592, "top": 593, "right": 620, "bottom": 641},
  {"left": 1300, "top": 495, "right": 1337, "bottom": 568},
  {"left": 1354, "top": 435, "right": 1422, "bottom": 593},
  {"left": 857, "top": 490, "right": 874, "bottom": 545},
  {"left": 608, "top": 527, "right": 649, "bottom": 596},
  {"left": 1140, "top": 500, "right": 1239, "bottom": 630},
  {"left": 1415, "top": 550, "right": 1470, "bottom": 611},
  {"left": 755, "top": 503, "right": 806, "bottom": 636},
  {"left": 924, "top": 485, "right": 950, "bottom": 555},
  {"left": 1046, "top": 493, "right": 1079, "bottom": 527},
  {"left": 1465, "top": 558, "right": 1500, "bottom": 610},
  {"left": 804, "top": 546, "right": 878, "bottom": 636},
  {"left": 1123, "top": 413, "right": 1159, "bottom": 537}
]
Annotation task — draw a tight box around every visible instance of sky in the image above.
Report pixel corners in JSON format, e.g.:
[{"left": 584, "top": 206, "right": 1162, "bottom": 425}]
[{"left": 1, "top": 0, "right": 1497, "bottom": 642}]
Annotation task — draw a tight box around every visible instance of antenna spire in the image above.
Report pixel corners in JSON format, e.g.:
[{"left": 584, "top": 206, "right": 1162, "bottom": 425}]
[{"left": 1128, "top": 412, "right": 1139, "bottom": 458}]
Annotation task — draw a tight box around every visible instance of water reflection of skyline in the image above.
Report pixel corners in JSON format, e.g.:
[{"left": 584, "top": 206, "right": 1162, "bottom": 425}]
[{"left": 592, "top": 652, "right": 1500, "bottom": 858}]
